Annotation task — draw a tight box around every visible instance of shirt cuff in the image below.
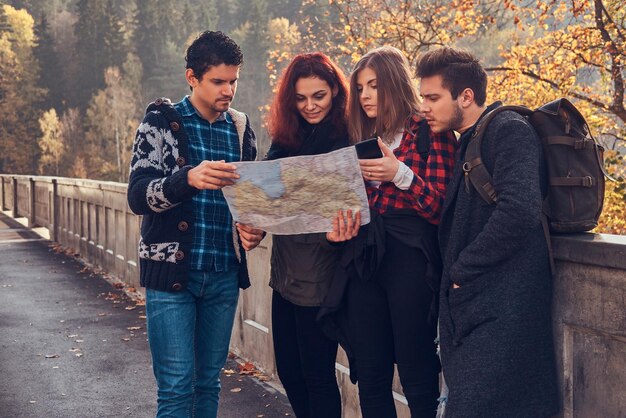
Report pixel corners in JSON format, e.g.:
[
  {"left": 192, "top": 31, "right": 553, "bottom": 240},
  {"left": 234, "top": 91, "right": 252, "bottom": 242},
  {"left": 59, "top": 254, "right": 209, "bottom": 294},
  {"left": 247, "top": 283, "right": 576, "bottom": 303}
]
[{"left": 392, "top": 161, "right": 414, "bottom": 190}]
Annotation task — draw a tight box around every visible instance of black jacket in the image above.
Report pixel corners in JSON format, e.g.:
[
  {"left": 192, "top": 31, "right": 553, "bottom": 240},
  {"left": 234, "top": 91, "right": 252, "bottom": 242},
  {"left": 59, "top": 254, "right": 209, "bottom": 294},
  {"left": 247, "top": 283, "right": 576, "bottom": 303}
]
[
  {"left": 438, "top": 103, "right": 559, "bottom": 418},
  {"left": 267, "top": 118, "right": 349, "bottom": 306},
  {"left": 318, "top": 208, "right": 441, "bottom": 383}
]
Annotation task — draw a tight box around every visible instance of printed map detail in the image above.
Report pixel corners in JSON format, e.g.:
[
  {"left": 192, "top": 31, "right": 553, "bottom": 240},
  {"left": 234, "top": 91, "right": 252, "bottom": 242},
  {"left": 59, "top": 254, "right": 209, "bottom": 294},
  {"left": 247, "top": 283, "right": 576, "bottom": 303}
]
[{"left": 222, "top": 147, "right": 370, "bottom": 235}]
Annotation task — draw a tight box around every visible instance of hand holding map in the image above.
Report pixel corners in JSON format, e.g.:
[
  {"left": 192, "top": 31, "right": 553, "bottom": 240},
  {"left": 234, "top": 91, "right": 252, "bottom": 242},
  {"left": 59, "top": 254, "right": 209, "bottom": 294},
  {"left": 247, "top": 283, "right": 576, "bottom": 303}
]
[{"left": 222, "top": 147, "right": 371, "bottom": 235}]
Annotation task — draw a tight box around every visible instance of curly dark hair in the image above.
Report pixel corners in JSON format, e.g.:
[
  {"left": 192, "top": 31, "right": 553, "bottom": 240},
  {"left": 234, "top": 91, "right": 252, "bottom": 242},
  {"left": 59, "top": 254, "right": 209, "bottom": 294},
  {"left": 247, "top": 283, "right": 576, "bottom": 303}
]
[{"left": 185, "top": 31, "right": 243, "bottom": 81}]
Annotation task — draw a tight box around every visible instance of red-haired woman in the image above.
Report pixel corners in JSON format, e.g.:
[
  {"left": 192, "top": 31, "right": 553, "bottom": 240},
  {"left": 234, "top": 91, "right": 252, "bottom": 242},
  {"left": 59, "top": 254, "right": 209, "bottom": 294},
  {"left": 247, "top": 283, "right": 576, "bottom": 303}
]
[{"left": 265, "top": 52, "right": 355, "bottom": 418}]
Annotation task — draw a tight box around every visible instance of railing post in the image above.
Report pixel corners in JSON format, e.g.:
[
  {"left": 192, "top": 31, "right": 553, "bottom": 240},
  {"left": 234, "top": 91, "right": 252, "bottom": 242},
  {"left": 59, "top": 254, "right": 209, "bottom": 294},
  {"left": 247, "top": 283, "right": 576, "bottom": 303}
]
[
  {"left": 52, "top": 178, "right": 59, "bottom": 242},
  {"left": 12, "top": 177, "right": 18, "bottom": 217},
  {"left": 29, "top": 177, "right": 36, "bottom": 227},
  {"left": 0, "top": 176, "right": 5, "bottom": 211}
]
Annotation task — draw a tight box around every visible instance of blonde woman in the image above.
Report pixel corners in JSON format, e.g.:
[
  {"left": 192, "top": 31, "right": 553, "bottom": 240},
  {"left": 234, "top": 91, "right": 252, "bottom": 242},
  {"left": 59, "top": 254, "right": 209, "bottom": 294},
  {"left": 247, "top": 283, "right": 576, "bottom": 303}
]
[{"left": 332, "top": 46, "right": 457, "bottom": 417}]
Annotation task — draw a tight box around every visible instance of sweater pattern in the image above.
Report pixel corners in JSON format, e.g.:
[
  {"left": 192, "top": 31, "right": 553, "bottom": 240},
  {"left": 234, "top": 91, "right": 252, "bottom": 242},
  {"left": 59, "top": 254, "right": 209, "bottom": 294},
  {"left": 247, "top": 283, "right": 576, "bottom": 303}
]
[{"left": 127, "top": 98, "right": 256, "bottom": 291}]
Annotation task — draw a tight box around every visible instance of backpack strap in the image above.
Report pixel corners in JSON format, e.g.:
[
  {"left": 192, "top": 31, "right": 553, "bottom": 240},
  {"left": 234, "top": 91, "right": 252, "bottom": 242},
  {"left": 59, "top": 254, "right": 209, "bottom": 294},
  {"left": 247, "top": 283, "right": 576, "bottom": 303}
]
[
  {"left": 417, "top": 118, "right": 431, "bottom": 161},
  {"left": 463, "top": 105, "right": 532, "bottom": 204},
  {"left": 464, "top": 104, "right": 554, "bottom": 275}
]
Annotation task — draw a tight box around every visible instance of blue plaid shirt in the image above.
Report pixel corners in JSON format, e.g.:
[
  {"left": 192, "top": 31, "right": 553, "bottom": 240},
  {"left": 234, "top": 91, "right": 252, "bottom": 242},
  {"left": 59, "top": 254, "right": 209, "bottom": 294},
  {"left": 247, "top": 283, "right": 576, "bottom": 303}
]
[{"left": 174, "top": 96, "right": 239, "bottom": 272}]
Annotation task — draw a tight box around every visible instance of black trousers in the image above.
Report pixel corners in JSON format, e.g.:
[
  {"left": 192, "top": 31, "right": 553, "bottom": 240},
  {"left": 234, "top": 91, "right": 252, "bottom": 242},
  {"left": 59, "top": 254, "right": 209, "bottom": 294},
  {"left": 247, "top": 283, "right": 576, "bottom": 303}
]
[
  {"left": 271, "top": 291, "right": 341, "bottom": 418},
  {"left": 347, "top": 233, "right": 440, "bottom": 418}
]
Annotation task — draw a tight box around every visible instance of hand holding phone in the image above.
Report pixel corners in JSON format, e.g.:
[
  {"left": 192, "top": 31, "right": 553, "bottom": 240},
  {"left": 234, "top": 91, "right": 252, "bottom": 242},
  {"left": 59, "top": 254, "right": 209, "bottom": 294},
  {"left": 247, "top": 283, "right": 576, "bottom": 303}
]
[{"left": 355, "top": 137, "right": 383, "bottom": 159}]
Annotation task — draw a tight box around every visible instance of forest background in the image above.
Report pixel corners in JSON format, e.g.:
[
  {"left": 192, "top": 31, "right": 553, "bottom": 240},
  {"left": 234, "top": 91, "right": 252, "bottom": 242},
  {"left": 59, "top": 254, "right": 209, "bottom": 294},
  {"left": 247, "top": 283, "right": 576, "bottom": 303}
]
[{"left": 0, "top": 0, "right": 624, "bottom": 234}]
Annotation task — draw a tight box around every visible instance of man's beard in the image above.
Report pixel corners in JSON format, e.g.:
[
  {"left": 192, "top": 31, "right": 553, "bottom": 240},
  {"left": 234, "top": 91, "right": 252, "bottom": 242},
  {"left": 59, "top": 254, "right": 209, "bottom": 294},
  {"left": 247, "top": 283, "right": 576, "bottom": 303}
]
[{"left": 449, "top": 103, "right": 464, "bottom": 131}]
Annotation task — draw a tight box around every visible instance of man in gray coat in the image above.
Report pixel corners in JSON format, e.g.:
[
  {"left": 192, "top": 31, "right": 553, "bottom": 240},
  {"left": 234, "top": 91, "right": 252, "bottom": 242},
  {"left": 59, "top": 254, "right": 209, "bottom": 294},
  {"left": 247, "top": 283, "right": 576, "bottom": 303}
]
[{"left": 416, "top": 47, "right": 559, "bottom": 418}]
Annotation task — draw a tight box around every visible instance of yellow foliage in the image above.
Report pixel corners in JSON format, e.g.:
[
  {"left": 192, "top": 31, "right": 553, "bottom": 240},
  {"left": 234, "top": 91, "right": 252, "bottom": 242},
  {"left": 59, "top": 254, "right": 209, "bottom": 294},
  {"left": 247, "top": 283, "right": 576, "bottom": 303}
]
[
  {"left": 596, "top": 151, "right": 626, "bottom": 234},
  {"left": 300, "top": 0, "right": 626, "bottom": 234},
  {"left": 38, "top": 109, "right": 64, "bottom": 176},
  {"left": 266, "top": 17, "right": 302, "bottom": 90},
  {"left": 3, "top": 5, "right": 36, "bottom": 47}
]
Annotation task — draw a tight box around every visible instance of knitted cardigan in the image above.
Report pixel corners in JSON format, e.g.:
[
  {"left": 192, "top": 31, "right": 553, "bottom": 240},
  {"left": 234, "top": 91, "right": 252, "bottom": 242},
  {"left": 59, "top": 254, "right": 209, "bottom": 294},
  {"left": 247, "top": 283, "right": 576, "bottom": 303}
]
[{"left": 127, "top": 98, "right": 257, "bottom": 292}]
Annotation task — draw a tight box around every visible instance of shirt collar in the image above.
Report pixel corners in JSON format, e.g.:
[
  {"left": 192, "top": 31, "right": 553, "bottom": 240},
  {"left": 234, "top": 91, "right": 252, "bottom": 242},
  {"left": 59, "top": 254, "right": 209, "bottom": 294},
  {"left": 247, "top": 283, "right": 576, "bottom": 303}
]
[{"left": 179, "top": 96, "right": 232, "bottom": 124}]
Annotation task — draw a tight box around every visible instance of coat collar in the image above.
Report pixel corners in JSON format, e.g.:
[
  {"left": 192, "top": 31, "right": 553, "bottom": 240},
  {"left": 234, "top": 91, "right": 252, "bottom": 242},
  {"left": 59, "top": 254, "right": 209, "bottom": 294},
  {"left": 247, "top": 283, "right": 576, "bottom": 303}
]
[{"left": 439, "top": 101, "right": 503, "bottom": 224}]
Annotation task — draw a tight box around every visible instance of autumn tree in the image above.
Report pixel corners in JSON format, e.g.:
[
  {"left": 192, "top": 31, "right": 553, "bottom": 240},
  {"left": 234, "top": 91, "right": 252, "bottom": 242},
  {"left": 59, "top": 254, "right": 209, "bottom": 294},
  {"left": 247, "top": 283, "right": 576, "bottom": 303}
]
[
  {"left": 489, "top": 1, "right": 624, "bottom": 142},
  {"left": 485, "top": 0, "right": 625, "bottom": 234},
  {"left": 38, "top": 108, "right": 63, "bottom": 175},
  {"left": 0, "top": 5, "right": 45, "bottom": 174},
  {"left": 303, "top": 0, "right": 625, "bottom": 234},
  {"left": 59, "top": 107, "right": 86, "bottom": 178},
  {"left": 84, "top": 64, "right": 141, "bottom": 182},
  {"left": 266, "top": 17, "right": 302, "bottom": 89},
  {"left": 302, "top": 0, "right": 504, "bottom": 68}
]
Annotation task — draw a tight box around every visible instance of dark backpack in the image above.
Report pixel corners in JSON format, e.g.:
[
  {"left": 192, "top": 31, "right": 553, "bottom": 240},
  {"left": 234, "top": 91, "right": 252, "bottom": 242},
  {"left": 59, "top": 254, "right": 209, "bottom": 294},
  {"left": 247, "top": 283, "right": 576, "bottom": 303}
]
[{"left": 463, "top": 98, "right": 609, "bottom": 234}]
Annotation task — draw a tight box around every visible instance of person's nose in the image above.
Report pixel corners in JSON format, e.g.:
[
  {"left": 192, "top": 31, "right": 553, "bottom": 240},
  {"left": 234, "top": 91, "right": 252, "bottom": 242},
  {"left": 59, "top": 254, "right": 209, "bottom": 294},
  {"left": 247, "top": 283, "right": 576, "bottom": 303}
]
[{"left": 306, "top": 98, "right": 316, "bottom": 110}]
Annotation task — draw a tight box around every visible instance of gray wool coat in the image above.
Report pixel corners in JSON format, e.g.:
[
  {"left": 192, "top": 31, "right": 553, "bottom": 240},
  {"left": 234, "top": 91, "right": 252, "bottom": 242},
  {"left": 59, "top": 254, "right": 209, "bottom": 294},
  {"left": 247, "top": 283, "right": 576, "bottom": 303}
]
[{"left": 438, "top": 104, "right": 560, "bottom": 418}]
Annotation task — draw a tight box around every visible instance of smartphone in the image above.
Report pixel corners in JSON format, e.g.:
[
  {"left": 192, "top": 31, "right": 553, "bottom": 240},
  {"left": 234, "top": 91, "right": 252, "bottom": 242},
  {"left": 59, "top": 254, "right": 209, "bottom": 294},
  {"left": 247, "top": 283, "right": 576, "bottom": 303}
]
[{"left": 355, "top": 137, "right": 383, "bottom": 159}]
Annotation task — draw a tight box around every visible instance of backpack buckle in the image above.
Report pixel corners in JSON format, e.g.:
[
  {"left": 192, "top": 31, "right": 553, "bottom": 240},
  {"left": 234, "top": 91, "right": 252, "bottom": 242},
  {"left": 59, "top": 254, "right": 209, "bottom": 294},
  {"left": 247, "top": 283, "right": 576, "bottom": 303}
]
[
  {"left": 574, "top": 138, "right": 586, "bottom": 150},
  {"left": 582, "top": 176, "right": 593, "bottom": 187}
]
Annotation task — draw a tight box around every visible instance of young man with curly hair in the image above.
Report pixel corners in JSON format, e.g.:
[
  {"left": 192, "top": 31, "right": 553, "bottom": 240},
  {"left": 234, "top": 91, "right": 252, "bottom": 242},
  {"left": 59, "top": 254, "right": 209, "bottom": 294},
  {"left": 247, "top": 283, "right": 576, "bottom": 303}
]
[{"left": 127, "top": 31, "right": 264, "bottom": 418}]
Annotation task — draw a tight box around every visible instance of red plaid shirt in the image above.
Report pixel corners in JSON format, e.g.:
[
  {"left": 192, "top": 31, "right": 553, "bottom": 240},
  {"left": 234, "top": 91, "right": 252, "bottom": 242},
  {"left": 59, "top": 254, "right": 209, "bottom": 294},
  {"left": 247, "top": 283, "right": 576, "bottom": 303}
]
[{"left": 367, "top": 113, "right": 457, "bottom": 225}]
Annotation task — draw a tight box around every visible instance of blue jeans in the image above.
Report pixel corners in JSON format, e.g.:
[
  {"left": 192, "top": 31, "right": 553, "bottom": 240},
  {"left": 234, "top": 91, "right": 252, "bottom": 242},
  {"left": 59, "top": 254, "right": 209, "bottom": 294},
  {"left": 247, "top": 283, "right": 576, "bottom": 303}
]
[{"left": 146, "top": 268, "right": 240, "bottom": 418}]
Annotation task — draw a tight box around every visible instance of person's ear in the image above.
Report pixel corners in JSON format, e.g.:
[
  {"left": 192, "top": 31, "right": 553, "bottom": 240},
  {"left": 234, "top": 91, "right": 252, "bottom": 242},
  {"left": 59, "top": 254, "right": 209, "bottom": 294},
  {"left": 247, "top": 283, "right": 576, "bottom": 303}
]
[
  {"left": 458, "top": 88, "right": 474, "bottom": 109},
  {"left": 332, "top": 85, "right": 339, "bottom": 98},
  {"left": 185, "top": 69, "right": 198, "bottom": 88}
]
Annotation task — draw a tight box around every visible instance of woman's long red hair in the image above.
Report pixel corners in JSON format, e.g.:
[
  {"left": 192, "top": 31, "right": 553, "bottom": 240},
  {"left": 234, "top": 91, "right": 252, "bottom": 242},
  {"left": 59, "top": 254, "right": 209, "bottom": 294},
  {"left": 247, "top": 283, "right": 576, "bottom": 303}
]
[{"left": 266, "top": 53, "right": 349, "bottom": 150}]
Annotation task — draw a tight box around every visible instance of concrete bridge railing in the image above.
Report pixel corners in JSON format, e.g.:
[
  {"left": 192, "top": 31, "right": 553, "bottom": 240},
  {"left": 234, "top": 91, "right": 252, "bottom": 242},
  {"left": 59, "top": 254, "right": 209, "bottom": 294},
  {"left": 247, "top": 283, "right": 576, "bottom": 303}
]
[{"left": 2, "top": 174, "right": 625, "bottom": 418}]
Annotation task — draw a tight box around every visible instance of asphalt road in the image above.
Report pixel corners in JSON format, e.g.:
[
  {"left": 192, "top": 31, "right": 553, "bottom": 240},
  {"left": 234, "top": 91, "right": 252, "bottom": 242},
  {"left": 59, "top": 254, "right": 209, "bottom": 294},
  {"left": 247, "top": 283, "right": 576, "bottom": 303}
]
[{"left": 0, "top": 213, "right": 293, "bottom": 418}]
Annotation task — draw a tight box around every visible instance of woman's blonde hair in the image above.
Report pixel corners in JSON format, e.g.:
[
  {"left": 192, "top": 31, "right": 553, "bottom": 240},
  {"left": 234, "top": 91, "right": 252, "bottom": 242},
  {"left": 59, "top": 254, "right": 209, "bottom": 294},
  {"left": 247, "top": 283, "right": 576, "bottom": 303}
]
[{"left": 348, "top": 46, "right": 420, "bottom": 144}]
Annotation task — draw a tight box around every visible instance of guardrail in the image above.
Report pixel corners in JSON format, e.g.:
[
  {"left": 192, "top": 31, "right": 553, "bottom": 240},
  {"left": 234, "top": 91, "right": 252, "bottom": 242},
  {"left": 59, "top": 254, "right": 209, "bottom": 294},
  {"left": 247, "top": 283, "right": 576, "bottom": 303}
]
[
  {"left": 2, "top": 174, "right": 625, "bottom": 418},
  {"left": 0, "top": 175, "right": 140, "bottom": 286}
]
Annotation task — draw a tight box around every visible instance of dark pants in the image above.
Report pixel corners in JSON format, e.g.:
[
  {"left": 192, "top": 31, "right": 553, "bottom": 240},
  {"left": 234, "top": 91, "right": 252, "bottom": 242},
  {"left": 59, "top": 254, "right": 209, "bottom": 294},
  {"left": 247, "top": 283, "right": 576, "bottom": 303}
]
[
  {"left": 272, "top": 291, "right": 341, "bottom": 418},
  {"left": 347, "top": 234, "right": 440, "bottom": 418}
]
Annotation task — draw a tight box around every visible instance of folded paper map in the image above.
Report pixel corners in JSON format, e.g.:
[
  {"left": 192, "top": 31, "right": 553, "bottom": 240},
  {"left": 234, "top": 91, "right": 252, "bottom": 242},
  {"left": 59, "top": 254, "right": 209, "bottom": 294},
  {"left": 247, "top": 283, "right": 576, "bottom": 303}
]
[{"left": 222, "top": 147, "right": 370, "bottom": 235}]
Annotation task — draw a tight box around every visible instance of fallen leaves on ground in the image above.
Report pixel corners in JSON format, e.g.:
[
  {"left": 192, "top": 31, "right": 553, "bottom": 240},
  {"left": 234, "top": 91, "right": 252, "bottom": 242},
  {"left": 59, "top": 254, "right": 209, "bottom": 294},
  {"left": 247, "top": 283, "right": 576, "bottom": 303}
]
[
  {"left": 236, "top": 361, "right": 271, "bottom": 381},
  {"left": 238, "top": 361, "right": 256, "bottom": 375}
]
